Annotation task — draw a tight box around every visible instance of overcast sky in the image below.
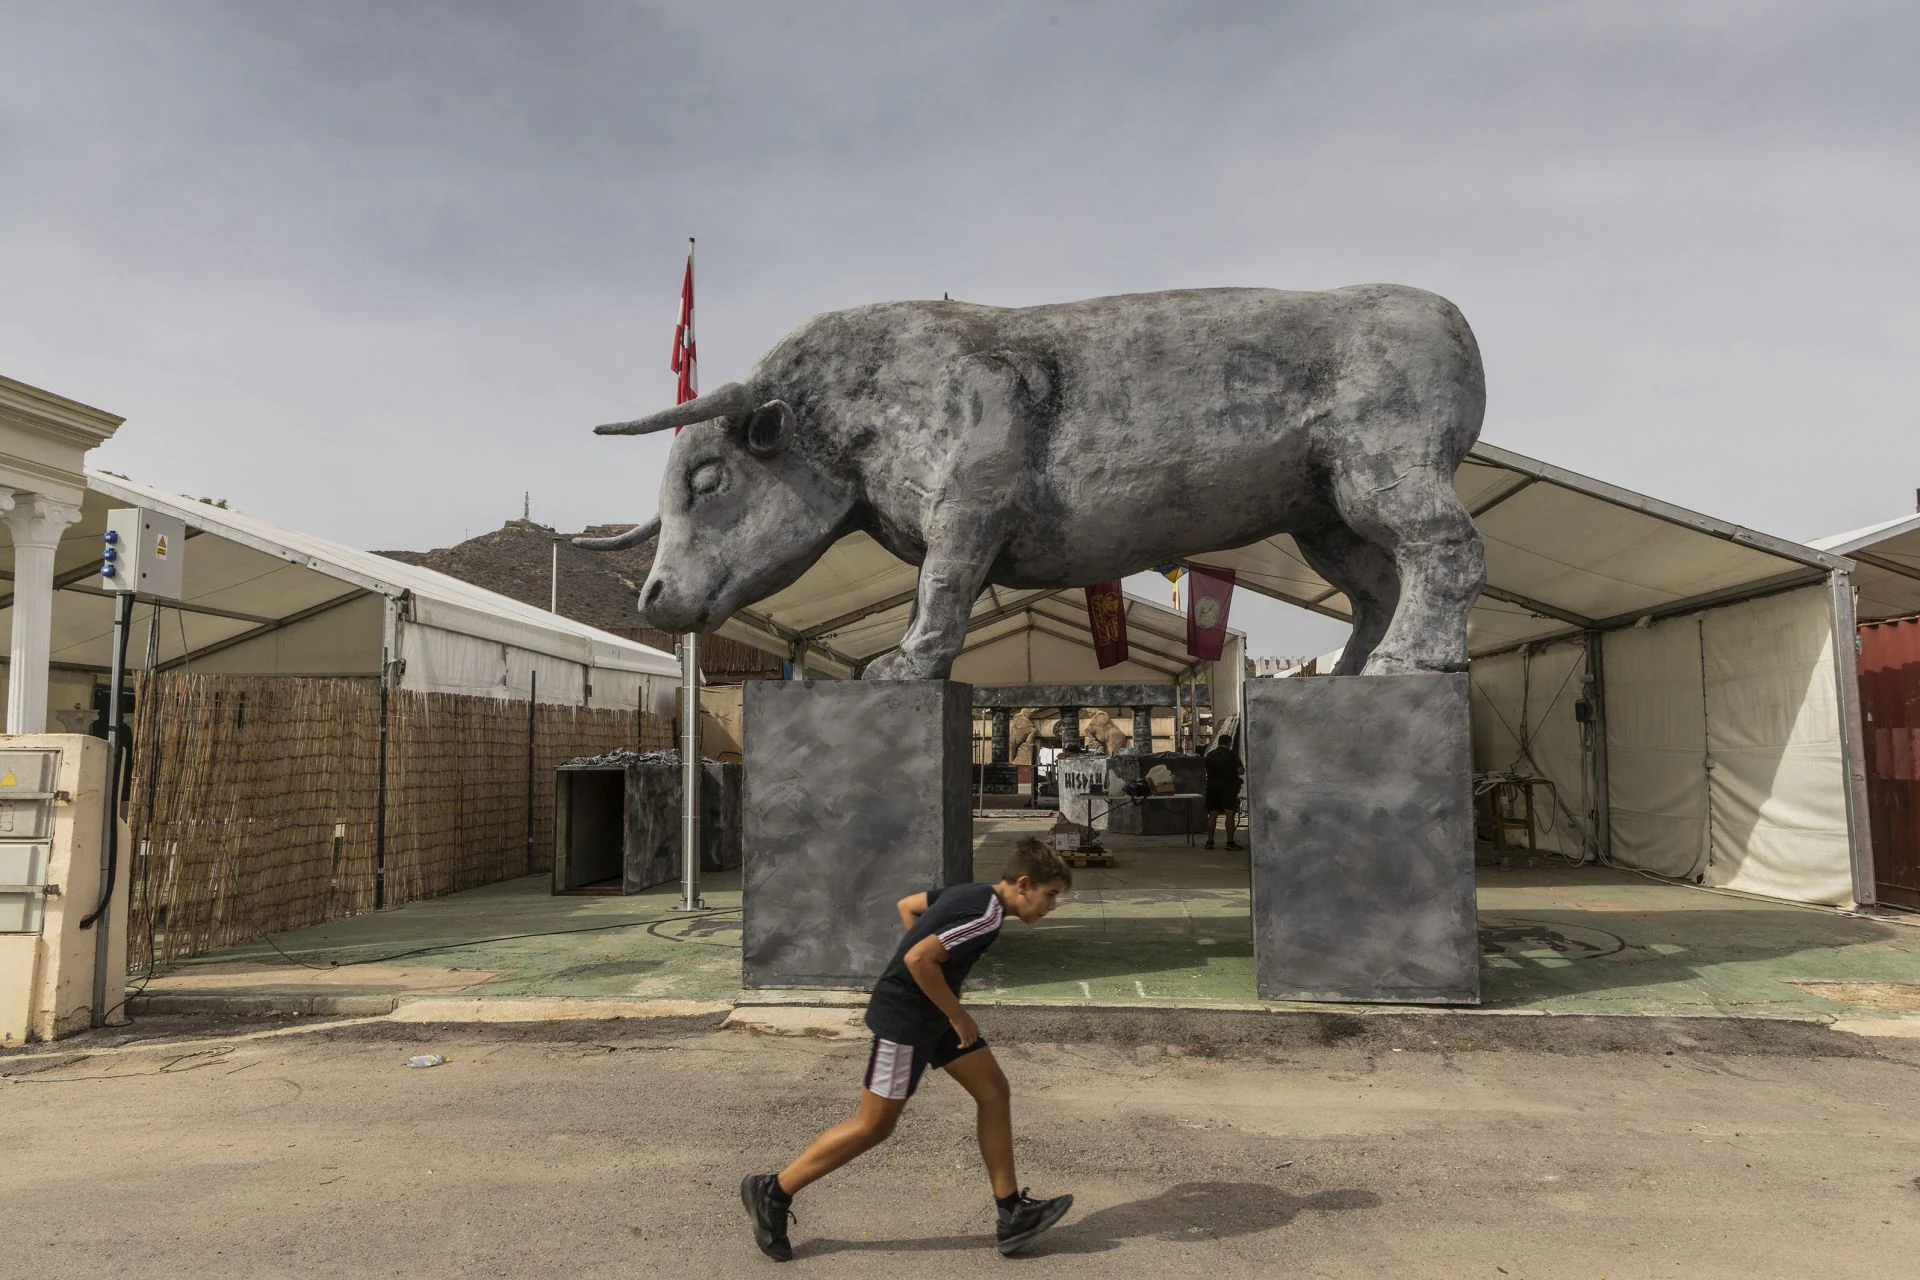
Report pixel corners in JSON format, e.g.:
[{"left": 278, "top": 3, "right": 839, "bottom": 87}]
[{"left": 4, "top": 1, "right": 1915, "bottom": 657}]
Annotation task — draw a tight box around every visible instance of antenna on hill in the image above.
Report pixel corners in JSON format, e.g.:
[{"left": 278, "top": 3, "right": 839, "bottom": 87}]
[{"left": 523, "top": 492, "right": 530, "bottom": 521}]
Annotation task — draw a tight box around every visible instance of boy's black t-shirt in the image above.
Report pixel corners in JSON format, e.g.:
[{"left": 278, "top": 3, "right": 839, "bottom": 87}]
[{"left": 864, "top": 882, "right": 1005, "bottom": 1046}]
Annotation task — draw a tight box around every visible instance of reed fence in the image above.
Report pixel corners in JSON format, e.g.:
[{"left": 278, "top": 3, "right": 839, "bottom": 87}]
[{"left": 125, "top": 672, "right": 672, "bottom": 970}]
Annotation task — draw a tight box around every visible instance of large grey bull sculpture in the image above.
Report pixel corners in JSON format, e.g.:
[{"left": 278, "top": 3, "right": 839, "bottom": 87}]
[{"left": 584, "top": 285, "right": 1486, "bottom": 679}]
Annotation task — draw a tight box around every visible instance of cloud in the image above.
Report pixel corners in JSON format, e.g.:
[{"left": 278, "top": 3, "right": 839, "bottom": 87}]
[{"left": 3, "top": 1, "right": 1914, "bottom": 655}]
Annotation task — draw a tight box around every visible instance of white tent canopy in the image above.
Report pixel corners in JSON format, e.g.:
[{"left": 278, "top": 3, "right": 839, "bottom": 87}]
[
  {"left": 715, "top": 441, "right": 1845, "bottom": 672},
  {"left": 714, "top": 540, "right": 1245, "bottom": 708},
  {"left": 1196, "top": 442, "right": 1847, "bottom": 657},
  {"left": 0, "top": 472, "right": 678, "bottom": 731},
  {"left": 1812, "top": 512, "right": 1920, "bottom": 624},
  {"left": 704, "top": 438, "right": 1870, "bottom": 908}
]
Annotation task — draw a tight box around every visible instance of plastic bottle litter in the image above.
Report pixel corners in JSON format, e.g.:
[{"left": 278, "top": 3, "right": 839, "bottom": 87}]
[{"left": 405, "top": 1054, "right": 447, "bottom": 1069}]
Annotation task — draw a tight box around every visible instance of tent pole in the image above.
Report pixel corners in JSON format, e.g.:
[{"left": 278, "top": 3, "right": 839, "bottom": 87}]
[
  {"left": 375, "top": 647, "right": 389, "bottom": 910},
  {"left": 678, "top": 632, "right": 703, "bottom": 910},
  {"left": 1828, "top": 571, "right": 1876, "bottom": 907},
  {"left": 1585, "top": 630, "right": 1611, "bottom": 866},
  {"left": 525, "top": 669, "right": 537, "bottom": 876}
]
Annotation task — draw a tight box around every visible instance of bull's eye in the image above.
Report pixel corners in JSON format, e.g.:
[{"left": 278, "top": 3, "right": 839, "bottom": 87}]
[{"left": 689, "top": 460, "right": 724, "bottom": 497}]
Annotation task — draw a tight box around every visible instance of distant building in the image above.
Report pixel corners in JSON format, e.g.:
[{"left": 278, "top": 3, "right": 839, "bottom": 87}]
[{"left": 1252, "top": 655, "right": 1312, "bottom": 678}]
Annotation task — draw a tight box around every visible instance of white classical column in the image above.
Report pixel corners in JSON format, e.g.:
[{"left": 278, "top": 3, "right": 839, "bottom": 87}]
[{"left": 5, "top": 491, "right": 84, "bottom": 734}]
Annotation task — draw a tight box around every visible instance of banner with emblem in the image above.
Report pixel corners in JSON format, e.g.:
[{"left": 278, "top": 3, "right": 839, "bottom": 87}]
[
  {"left": 1084, "top": 579, "right": 1129, "bottom": 668},
  {"left": 1184, "top": 566, "right": 1236, "bottom": 661}
]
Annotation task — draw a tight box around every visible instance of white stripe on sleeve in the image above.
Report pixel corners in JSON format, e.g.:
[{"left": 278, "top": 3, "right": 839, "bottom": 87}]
[{"left": 937, "top": 896, "right": 1003, "bottom": 951}]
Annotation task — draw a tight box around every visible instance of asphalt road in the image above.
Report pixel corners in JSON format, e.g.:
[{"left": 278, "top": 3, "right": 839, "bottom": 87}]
[{"left": 4, "top": 1010, "right": 1919, "bottom": 1279}]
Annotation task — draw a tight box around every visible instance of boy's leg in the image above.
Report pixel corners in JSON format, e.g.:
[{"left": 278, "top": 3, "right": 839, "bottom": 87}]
[
  {"left": 777, "top": 1086, "right": 909, "bottom": 1195},
  {"left": 943, "top": 1045, "right": 1018, "bottom": 1198}
]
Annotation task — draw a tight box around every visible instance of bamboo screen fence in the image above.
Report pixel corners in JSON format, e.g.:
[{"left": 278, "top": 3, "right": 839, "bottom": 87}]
[{"left": 125, "top": 672, "right": 674, "bottom": 970}]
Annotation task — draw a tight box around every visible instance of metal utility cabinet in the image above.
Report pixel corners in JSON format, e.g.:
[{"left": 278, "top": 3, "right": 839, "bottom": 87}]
[
  {"left": 552, "top": 756, "right": 742, "bottom": 895},
  {"left": 0, "top": 735, "right": 127, "bottom": 1044}
]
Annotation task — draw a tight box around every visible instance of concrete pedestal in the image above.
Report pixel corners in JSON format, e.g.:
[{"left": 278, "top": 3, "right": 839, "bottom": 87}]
[
  {"left": 742, "top": 680, "right": 973, "bottom": 989},
  {"left": 1245, "top": 675, "right": 1479, "bottom": 1004}
]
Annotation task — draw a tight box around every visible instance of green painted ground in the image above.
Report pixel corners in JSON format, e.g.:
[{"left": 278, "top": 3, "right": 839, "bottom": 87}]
[{"left": 149, "top": 818, "right": 1920, "bottom": 1023}]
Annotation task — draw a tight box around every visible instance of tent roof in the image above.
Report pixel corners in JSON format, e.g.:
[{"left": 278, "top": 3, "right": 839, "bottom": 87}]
[
  {"left": 714, "top": 548, "right": 1240, "bottom": 682},
  {"left": 0, "top": 472, "right": 680, "bottom": 677},
  {"left": 945, "top": 589, "right": 1240, "bottom": 685},
  {"left": 715, "top": 440, "right": 1847, "bottom": 670},
  {"left": 1812, "top": 512, "right": 1920, "bottom": 623}
]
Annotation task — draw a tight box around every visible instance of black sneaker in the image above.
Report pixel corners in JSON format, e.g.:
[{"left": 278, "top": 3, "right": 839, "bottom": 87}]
[
  {"left": 740, "top": 1173, "right": 795, "bottom": 1261},
  {"left": 996, "top": 1188, "right": 1073, "bottom": 1256}
]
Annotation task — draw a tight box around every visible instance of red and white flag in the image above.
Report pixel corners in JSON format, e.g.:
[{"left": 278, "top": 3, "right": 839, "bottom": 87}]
[{"left": 670, "top": 241, "right": 696, "bottom": 408}]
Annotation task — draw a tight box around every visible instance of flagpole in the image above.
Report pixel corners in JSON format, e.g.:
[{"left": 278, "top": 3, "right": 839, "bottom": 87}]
[{"left": 677, "top": 237, "right": 703, "bottom": 912}]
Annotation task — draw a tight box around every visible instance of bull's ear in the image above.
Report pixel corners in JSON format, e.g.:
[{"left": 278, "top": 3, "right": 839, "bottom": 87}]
[{"left": 746, "top": 400, "right": 795, "bottom": 458}]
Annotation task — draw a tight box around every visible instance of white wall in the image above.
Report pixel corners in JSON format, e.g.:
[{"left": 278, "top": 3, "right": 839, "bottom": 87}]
[
  {"left": 1467, "top": 585, "right": 1856, "bottom": 905},
  {"left": 1600, "top": 586, "right": 1853, "bottom": 905}
]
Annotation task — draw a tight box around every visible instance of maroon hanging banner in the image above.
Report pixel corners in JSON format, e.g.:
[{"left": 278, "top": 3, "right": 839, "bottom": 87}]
[
  {"left": 1185, "top": 566, "right": 1236, "bottom": 661},
  {"left": 1085, "top": 580, "right": 1129, "bottom": 669}
]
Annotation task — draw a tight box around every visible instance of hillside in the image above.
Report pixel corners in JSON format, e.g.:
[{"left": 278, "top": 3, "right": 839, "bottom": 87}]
[{"left": 374, "top": 520, "right": 780, "bottom": 678}]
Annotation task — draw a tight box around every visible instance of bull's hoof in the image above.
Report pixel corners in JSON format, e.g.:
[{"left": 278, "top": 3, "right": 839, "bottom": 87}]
[{"left": 860, "top": 650, "right": 953, "bottom": 681}]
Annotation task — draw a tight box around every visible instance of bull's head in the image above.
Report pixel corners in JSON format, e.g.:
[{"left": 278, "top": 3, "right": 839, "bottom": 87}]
[{"left": 588, "top": 383, "right": 855, "bottom": 633}]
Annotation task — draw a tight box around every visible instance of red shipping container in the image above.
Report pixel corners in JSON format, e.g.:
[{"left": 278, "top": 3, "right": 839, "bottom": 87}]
[{"left": 1859, "top": 615, "right": 1920, "bottom": 908}]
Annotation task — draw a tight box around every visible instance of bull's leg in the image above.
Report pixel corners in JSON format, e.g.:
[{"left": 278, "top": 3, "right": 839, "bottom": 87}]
[
  {"left": 862, "top": 357, "right": 1028, "bottom": 681},
  {"left": 1293, "top": 523, "right": 1401, "bottom": 676},
  {"left": 862, "top": 543, "right": 998, "bottom": 680},
  {"left": 1329, "top": 460, "right": 1485, "bottom": 675}
]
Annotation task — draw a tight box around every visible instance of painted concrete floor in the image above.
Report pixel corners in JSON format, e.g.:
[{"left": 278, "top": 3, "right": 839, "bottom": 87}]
[{"left": 139, "top": 818, "right": 1920, "bottom": 1026}]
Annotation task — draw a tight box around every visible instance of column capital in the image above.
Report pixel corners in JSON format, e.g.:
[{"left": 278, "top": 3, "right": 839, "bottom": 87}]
[{"left": 5, "top": 491, "right": 83, "bottom": 550}]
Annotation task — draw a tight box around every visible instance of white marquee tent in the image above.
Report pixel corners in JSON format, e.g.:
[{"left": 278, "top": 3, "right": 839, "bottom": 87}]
[
  {"left": 710, "top": 440, "right": 1874, "bottom": 908},
  {"left": 1258, "top": 443, "right": 1871, "bottom": 909},
  {"left": 0, "top": 471, "right": 680, "bottom": 730}
]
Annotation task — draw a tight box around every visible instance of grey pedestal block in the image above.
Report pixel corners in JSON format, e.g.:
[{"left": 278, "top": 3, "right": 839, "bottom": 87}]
[
  {"left": 618, "top": 760, "right": 742, "bottom": 892},
  {"left": 742, "top": 680, "right": 974, "bottom": 989},
  {"left": 552, "top": 759, "right": 742, "bottom": 895},
  {"left": 1245, "top": 675, "right": 1479, "bottom": 1004}
]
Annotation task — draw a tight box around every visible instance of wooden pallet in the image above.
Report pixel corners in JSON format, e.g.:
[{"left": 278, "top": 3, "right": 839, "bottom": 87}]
[{"left": 1060, "top": 850, "right": 1116, "bottom": 868}]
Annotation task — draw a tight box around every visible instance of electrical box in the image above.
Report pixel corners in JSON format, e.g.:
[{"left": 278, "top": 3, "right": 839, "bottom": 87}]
[
  {"left": 0, "top": 750, "right": 61, "bottom": 936},
  {"left": 0, "top": 737, "right": 125, "bottom": 1045},
  {"left": 101, "top": 507, "right": 185, "bottom": 600},
  {"left": 0, "top": 843, "right": 53, "bottom": 933}
]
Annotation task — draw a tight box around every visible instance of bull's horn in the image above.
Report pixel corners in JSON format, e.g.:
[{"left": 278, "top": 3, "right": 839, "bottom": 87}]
[
  {"left": 593, "top": 382, "right": 751, "bottom": 435},
  {"left": 572, "top": 516, "right": 659, "bottom": 551}
]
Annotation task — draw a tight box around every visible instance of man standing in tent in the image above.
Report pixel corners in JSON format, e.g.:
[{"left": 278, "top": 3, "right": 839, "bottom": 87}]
[{"left": 1204, "top": 733, "right": 1243, "bottom": 850}]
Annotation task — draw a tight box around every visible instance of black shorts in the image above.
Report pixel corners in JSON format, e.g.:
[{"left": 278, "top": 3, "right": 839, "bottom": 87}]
[
  {"left": 1205, "top": 783, "right": 1241, "bottom": 813},
  {"left": 862, "top": 1028, "right": 988, "bottom": 1101}
]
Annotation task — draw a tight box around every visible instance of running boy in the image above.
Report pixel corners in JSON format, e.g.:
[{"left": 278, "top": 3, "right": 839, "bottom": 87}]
[{"left": 741, "top": 837, "right": 1076, "bottom": 1260}]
